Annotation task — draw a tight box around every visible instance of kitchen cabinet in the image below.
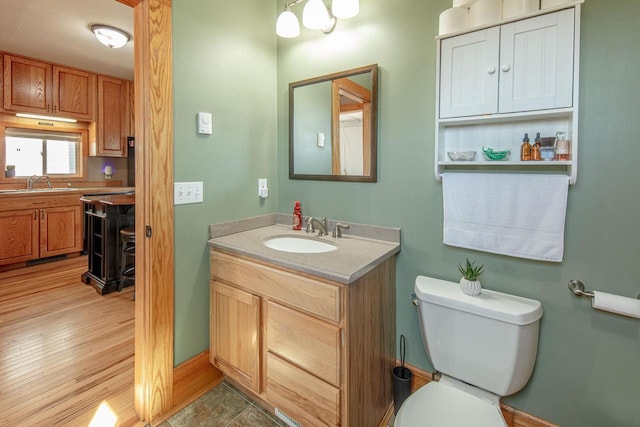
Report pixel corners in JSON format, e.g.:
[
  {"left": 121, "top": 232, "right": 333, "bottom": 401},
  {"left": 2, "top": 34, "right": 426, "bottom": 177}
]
[
  {"left": 2, "top": 54, "right": 96, "bottom": 121},
  {"left": 0, "top": 193, "right": 83, "bottom": 266},
  {"left": 39, "top": 205, "right": 83, "bottom": 258},
  {"left": 435, "top": 4, "right": 582, "bottom": 184},
  {"left": 90, "top": 75, "right": 131, "bottom": 157},
  {"left": 0, "top": 54, "right": 4, "bottom": 113},
  {"left": 210, "top": 249, "right": 395, "bottom": 427},
  {"left": 0, "top": 209, "right": 38, "bottom": 265},
  {"left": 3, "top": 55, "right": 52, "bottom": 115}
]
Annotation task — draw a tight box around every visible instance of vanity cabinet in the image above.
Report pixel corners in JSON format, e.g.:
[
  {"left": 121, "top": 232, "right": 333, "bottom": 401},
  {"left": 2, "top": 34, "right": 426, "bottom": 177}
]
[
  {"left": 90, "top": 75, "right": 131, "bottom": 157},
  {"left": 2, "top": 54, "right": 97, "bottom": 120},
  {"left": 435, "top": 4, "right": 582, "bottom": 183},
  {"left": 0, "top": 194, "right": 83, "bottom": 266},
  {"left": 210, "top": 249, "right": 395, "bottom": 427}
]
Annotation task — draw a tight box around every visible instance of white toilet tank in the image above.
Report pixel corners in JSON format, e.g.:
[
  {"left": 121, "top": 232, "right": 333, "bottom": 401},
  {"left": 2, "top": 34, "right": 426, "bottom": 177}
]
[{"left": 414, "top": 275, "right": 543, "bottom": 396}]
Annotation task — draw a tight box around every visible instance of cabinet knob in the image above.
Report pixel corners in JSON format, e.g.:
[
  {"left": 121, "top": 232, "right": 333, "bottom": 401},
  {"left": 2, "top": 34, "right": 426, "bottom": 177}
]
[
  {"left": 501, "top": 64, "right": 511, "bottom": 72},
  {"left": 487, "top": 66, "right": 496, "bottom": 75}
]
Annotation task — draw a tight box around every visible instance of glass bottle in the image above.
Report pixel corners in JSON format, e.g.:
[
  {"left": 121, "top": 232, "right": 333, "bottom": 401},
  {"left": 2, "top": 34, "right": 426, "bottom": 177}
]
[
  {"left": 555, "top": 131, "right": 570, "bottom": 161},
  {"left": 520, "top": 133, "right": 531, "bottom": 161},
  {"left": 531, "top": 132, "right": 541, "bottom": 161}
]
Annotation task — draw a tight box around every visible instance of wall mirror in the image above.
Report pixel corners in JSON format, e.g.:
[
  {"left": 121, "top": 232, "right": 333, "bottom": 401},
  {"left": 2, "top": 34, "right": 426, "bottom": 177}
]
[{"left": 289, "top": 64, "right": 378, "bottom": 182}]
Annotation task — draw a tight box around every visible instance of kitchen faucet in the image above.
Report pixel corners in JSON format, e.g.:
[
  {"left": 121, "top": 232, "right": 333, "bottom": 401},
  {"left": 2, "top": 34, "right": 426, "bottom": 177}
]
[
  {"left": 27, "top": 175, "right": 52, "bottom": 190},
  {"left": 305, "top": 216, "right": 328, "bottom": 236}
]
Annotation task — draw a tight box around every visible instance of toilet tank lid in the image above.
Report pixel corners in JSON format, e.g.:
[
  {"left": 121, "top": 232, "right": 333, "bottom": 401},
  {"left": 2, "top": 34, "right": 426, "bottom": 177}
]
[{"left": 415, "top": 276, "right": 543, "bottom": 325}]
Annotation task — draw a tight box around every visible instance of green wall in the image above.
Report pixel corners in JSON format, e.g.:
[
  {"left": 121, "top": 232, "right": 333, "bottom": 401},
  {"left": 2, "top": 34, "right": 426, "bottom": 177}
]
[
  {"left": 172, "top": 0, "right": 278, "bottom": 364},
  {"left": 172, "top": 0, "right": 639, "bottom": 425},
  {"left": 276, "top": 0, "right": 640, "bottom": 426}
]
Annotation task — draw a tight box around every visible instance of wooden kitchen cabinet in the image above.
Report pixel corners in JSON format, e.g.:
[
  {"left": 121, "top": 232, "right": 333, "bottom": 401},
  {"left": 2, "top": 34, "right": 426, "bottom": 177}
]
[
  {"left": 39, "top": 204, "right": 83, "bottom": 258},
  {"left": 210, "top": 249, "right": 395, "bottom": 427},
  {"left": 3, "top": 55, "right": 53, "bottom": 115},
  {"left": 0, "top": 209, "right": 39, "bottom": 265},
  {"left": 91, "top": 75, "right": 130, "bottom": 157},
  {"left": 2, "top": 54, "right": 97, "bottom": 121},
  {"left": 52, "top": 65, "right": 96, "bottom": 121},
  {"left": 0, "top": 193, "right": 83, "bottom": 267}
]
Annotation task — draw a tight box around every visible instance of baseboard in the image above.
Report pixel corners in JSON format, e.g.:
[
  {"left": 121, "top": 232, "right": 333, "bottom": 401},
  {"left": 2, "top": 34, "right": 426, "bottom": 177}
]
[
  {"left": 401, "top": 361, "right": 558, "bottom": 427},
  {"left": 152, "top": 350, "right": 223, "bottom": 425}
]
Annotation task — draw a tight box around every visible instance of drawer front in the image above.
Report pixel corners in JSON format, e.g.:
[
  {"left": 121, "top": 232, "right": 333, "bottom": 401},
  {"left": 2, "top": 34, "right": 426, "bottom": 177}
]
[
  {"left": 266, "top": 301, "right": 341, "bottom": 387},
  {"left": 211, "top": 250, "right": 341, "bottom": 322},
  {"left": 266, "top": 353, "right": 340, "bottom": 427}
]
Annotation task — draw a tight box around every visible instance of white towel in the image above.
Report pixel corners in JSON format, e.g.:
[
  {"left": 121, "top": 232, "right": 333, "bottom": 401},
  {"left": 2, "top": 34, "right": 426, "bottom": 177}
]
[{"left": 442, "top": 172, "right": 570, "bottom": 262}]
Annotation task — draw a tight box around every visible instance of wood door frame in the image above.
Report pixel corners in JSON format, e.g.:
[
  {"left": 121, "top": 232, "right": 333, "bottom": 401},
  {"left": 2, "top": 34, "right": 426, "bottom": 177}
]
[{"left": 117, "top": 0, "right": 174, "bottom": 422}]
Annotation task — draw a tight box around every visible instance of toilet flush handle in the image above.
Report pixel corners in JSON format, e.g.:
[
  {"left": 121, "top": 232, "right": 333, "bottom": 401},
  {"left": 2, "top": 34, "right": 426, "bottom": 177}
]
[{"left": 412, "top": 293, "right": 420, "bottom": 306}]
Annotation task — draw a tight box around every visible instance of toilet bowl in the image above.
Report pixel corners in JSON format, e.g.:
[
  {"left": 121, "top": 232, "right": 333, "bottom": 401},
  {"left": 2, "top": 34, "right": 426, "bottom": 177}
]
[{"left": 395, "top": 276, "right": 543, "bottom": 427}]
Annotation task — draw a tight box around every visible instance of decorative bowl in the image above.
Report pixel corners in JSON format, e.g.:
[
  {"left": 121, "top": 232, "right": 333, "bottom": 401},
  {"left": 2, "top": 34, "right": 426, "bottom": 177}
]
[
  {"left": 482, "top": 147, "right": 511, "bottom": 161},
  {"left": 447, "top": 151, "right": 476, "bottom": 161}
]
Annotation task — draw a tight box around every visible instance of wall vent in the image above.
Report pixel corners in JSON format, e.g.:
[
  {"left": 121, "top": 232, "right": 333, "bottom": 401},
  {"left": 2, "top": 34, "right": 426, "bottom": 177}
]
[{"left": 275, "top": 408, "right": 303, "bottom": 427}]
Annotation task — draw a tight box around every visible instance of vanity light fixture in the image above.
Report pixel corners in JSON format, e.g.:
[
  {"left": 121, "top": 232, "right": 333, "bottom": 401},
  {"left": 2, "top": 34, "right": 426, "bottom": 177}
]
[
  {"left": 276, "top": 0, "right": 359, "bottom": 38},
  {"left": 91, "top": 24, "right": 130, "bottom": 49}
]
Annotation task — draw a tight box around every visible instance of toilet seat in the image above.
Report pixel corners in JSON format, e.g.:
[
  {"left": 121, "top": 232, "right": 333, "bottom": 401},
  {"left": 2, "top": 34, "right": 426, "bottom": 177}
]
[{"left": 394, "top": 379, "right": 507, "bottom": 427}]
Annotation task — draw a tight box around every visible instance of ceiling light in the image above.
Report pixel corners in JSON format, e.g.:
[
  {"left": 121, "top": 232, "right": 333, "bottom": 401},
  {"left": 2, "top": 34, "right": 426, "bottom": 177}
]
[
  {"left": 91, "top": 24, "right": 130, "bottom": 49},
  {"left": 16, "top": 113, "right": 77, "bottom": 123},
  {"left": 332, "top": 0, "right": 359, "bottom": 19}
]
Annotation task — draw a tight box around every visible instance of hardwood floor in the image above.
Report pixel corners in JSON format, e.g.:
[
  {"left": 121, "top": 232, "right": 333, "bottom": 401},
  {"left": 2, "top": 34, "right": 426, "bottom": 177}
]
[{"left": 0, "top": 256, "right": 140, "bottom": 426}]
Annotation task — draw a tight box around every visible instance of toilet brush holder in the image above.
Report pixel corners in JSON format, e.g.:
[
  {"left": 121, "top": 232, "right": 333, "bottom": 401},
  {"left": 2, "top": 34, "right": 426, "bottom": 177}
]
[{"left": 392, "top": 335, "right": 412, "bottom": 415}]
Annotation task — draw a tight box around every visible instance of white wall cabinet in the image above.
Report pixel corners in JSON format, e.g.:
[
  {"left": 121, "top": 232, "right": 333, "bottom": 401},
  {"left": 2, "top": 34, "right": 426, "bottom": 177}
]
[{"left": 435, "top": 3, "right": 582, "bottom": 184}]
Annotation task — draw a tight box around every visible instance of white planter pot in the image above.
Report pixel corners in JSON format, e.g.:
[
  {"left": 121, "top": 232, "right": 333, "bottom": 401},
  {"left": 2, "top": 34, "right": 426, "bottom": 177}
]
[{"left": 460, "top": 278, "right": 482, "bottom": 296}]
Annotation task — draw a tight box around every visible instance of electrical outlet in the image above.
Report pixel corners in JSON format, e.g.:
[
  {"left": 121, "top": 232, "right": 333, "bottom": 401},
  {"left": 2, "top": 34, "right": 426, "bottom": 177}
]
[
  {"left": 174, "top": 181, "right": 204, "bottom": 205},
  {"left": 258, "top": 178, "right": 268, "bottom": 198}
]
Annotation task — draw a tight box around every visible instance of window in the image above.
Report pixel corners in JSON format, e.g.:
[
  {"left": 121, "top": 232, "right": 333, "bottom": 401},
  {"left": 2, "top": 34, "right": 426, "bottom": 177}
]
[{"left": 4, "top": 128, "right": 82, "bottom": 177}]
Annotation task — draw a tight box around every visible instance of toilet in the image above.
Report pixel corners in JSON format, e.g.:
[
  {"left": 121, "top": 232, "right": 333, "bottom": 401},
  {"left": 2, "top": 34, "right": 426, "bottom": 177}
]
[{"left": 395, "top": 276, "right": 543, "bottom": 427}]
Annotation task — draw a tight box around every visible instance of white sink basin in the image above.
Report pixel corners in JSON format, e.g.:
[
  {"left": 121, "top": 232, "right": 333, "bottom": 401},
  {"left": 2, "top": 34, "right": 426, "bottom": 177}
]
[{"left": 263, "top": 236, "right": 337, "bottom": 254}]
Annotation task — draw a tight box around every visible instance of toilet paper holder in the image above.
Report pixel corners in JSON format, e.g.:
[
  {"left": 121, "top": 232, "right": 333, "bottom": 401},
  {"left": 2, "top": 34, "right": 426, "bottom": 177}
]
[{"left": 568, "top": 279, "right": 640, "bottom": 300}]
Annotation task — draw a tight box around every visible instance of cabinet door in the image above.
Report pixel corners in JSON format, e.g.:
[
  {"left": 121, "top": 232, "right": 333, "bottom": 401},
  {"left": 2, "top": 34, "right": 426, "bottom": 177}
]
[
  {"left": 3, "top": 55, "right": 53, "bottom": 114},
  {"left": 499, "top": 9, "right": 574, "bottom": 113},
  {"left": 0, "top": 209, "right": 39, "bottom": 265},
  {"left": 53, "top": 66, "right": 96, "bottom": 121},
  {"left": 210, "top": 281, "right": 261, "bottom": 392},
  {"left": 440, "top": 27, "right": 500, "bottom": 118},
  {"left": 39, "top": 205, "right": 83, "bottom": 258},
  {"left": 96, "top": 75, "right": 128, "bottom": 157}
]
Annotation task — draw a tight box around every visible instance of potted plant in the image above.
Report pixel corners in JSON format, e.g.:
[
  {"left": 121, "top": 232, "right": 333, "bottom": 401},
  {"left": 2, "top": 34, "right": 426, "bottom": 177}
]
[
  {"left": 457, "top": 258, "right": 484, "bottom": 296},
  {"left": 5, "top": 165, "right": 15, "bottom": 178}
]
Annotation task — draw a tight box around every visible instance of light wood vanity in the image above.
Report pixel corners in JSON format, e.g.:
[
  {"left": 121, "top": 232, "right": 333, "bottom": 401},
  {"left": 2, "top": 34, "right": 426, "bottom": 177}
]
[{"left": 209, "top": 218, "right": 399, "bottom": 427}]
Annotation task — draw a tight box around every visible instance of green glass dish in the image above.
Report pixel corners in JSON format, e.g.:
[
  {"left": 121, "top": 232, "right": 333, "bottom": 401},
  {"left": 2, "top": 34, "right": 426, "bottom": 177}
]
[{"left": 482, "top": 147, "right": 511, "bottom": 161}]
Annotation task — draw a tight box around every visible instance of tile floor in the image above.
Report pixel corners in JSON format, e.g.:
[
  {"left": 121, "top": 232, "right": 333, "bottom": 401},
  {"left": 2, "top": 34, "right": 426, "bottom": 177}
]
[{"left": 158, "top": 381, "right": 396, "bottom": 427}]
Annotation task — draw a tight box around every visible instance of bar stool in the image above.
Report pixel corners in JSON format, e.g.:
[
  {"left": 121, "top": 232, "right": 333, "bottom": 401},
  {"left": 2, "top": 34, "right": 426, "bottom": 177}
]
[{"left": 118, "top": 226, "right": 136, "bottom": 299}]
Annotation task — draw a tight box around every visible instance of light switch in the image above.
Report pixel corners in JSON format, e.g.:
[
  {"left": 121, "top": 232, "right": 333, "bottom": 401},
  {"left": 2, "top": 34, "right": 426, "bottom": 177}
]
[
  {"left": 174, "top": 181, "right": 204, "bottom": 205},
  {"left": 197, "top": 112, "right": 212, "bottom": 135},
  {"left": 317, "top": 132, "right": 325, "bottom": 147}
]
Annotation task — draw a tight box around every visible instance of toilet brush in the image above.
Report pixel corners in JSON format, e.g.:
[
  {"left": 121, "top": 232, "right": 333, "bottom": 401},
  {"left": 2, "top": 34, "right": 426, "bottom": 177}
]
[{"left": 392, "top": 334, "right": 413, "bottom": 414}]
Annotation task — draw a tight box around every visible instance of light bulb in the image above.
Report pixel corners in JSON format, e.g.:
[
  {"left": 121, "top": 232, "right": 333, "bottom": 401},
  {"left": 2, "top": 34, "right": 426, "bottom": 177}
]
[
  {"left": 303, "top": 0, "right": 331, "bottom": 30},
  {"left": 276, "top": 9, "right": 300, "bottom": 38},
  {"left": 332, "top": 0, "right": 359, "bottom": 19}
]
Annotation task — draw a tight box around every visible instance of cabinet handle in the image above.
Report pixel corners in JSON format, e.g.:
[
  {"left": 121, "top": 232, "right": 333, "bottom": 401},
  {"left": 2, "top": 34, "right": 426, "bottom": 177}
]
[
  {"left": 488, "top": 66, "right": 496, "bottom": 75},
  {"left": 41, "top": 211, "right": 45, "bottom": 220},
  {"left": 501, "top": 64, "right": 511, "bottom": 72},
  {"left": 47, "top": 104, "right": 51, "bottom": 113},
  {"left": 33, "top": 211, "right": 37, "bottom": 220}
]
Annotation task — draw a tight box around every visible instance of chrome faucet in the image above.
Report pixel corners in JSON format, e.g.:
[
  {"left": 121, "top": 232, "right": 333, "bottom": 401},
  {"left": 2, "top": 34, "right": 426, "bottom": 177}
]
[
  {"left": 306, "top": 216, "right": 328, "bottom": 236},
  {"left": 332, "top": 223, "right": 350, "bottom": 238},
  {"left": 27, "top": 175, "right": 52, "bottom": 190}
]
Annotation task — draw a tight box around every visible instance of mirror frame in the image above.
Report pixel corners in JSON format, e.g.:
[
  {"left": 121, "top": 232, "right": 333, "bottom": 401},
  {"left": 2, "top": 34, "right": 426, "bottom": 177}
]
[{"left": 289, "top": 64, "right": 378, "bottom": 182}]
